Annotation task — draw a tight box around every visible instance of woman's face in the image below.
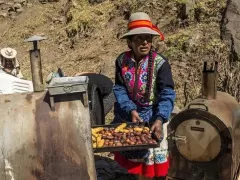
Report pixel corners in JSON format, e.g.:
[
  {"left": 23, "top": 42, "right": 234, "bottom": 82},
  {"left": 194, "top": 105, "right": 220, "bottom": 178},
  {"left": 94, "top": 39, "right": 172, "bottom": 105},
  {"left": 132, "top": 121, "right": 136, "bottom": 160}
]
[
  {"left": 128, "top": 34, "right": 152, "bottom": 59},
  {"left": 4, "top": 58, "right": 14, "bottom": 69}
]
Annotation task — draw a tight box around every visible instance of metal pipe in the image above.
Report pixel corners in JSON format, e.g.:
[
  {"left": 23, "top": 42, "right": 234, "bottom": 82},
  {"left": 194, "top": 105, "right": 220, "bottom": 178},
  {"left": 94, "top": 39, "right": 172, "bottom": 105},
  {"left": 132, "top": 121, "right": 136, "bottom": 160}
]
[
  {"left": 202, "top": 61, "right": 218, "bottom": 99},
  {"left": 29, "top": 48, "right": 44, "bottom": 91},
  {"left": 24, "top": 35, "right": 47, "bottom": 92}
]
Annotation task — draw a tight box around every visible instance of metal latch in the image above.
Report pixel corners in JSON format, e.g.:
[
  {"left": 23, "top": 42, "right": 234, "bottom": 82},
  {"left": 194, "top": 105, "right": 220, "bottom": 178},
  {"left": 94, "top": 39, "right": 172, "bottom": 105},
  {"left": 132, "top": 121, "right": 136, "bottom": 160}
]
[
  {"left": 167, "top": 131, "right": 187, "bottom": 143},
  {"left": 171, "top": 135, "right": 187, "bottom": 143}
]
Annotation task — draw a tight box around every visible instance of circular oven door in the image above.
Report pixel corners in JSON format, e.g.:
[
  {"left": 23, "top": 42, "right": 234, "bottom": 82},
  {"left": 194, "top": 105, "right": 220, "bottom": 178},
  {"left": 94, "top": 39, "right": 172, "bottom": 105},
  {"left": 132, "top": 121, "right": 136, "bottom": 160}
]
[{"left": 175, "top": 118, "right": 221, "bottom": 162}]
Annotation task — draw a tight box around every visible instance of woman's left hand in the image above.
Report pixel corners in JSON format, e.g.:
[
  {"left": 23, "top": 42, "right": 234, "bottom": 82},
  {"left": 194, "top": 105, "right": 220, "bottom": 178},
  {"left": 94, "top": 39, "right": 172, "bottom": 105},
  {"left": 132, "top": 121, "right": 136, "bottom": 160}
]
[{"left": 151, "top": 119, "right": 163, "bottom": 140}]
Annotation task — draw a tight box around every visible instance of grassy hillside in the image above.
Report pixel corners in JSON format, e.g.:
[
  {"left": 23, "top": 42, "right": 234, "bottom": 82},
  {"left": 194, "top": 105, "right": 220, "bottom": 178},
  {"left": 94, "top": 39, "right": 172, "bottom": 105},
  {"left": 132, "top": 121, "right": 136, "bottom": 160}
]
[{"left": 0, "top": 0, "right": 239, "bottom": 112}]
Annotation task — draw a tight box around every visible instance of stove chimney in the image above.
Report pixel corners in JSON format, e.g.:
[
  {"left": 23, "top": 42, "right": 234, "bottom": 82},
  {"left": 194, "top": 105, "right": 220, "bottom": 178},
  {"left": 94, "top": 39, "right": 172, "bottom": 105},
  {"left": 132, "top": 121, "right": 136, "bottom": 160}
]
[
  {"left": 202, "top": 61, "right": 218, "bottom": 99},
  {"left": 24, "top": 35, "right": 47, "bottom": 92}
]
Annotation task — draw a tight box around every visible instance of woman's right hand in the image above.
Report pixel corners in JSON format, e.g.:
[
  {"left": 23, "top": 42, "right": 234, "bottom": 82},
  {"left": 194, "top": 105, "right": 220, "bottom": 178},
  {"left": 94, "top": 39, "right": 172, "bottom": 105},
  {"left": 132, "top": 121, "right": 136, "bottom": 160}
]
[{"left": 131, "top": 110, "right": 143, "bottom": 123}]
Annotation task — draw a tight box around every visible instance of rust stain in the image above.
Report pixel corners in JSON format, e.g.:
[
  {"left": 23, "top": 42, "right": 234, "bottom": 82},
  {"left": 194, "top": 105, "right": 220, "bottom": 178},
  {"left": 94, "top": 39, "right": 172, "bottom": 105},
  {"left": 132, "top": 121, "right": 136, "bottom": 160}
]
[
  {"left": 26, "top": 94, "right": 33, "bottom": 103},
  {"left": 4, "top": 99, "right": 10, "bottom": 103},
  {"left": 33, "top": 93, "right": 90, "bottom": 180}
]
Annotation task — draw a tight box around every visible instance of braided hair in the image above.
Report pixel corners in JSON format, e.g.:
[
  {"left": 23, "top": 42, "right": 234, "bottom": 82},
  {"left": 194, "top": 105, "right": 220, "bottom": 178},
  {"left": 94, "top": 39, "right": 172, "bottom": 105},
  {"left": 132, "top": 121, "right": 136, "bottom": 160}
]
[{"left": 144, "top": 47, "right": 154, "bottom": 102}]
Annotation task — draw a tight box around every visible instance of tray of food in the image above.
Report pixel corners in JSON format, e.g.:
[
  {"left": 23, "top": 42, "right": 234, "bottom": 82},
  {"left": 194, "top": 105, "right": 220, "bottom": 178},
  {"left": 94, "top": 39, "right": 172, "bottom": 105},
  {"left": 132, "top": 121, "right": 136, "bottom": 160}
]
[{"left": 92, "top": 122, "right": 160, "bottom": 153}]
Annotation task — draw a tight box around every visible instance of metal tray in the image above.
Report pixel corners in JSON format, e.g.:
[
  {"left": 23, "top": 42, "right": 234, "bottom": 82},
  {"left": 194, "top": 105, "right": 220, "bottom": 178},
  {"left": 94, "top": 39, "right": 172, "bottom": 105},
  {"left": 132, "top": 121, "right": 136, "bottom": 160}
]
[{"left": 92, "top": 122, "right": 160, "bottom": 153}]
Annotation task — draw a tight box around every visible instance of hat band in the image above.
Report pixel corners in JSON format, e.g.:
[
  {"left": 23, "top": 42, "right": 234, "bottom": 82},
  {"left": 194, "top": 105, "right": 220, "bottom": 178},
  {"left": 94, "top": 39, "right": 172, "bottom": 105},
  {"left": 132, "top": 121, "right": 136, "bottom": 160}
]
[{"left": 128, "top": 20, "right": 164, "bottom": 40}]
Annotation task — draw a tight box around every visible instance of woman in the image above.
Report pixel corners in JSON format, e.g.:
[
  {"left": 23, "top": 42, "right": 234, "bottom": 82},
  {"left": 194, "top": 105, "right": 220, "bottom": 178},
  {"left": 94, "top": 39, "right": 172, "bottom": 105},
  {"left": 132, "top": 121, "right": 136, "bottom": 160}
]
[
  {"left": 112, "top": 12, "right": 176, "bottom": 179},
  {"left": 0, "top": 47, "right": 23, "bottom": 79}
]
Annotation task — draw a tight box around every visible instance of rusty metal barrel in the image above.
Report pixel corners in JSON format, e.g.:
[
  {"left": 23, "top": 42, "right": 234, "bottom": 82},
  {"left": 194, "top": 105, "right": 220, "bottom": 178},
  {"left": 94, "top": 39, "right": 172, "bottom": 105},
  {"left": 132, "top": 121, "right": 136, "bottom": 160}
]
[
  {"left": 0, "top": 92, "right": 96, "bottom": 180},
  {"left": 167, "top": 62, "right": 240, "bottom": 180},
  {"left": 0, "top": 36, "right": 97, "bottom": 180}
]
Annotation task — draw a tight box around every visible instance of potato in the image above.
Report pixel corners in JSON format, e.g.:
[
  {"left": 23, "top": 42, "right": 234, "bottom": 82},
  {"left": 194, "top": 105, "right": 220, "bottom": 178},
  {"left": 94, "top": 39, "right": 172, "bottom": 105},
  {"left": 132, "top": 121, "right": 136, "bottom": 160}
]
[
  {"left": 134, "top": 127, "right": 143, "bottom": 132},
  {"left": 107, "top": 135, "right": 114, "bottom": 140},
  {"left": 135, "top": 136, "right": 140, "bottom": 140},
  {"left": 92, "top": 131, "right": 98, "bottom": 138},
  {"left": 108, "top": 141, "right": 114, "bottom": 146},
  {"left": 141, "top": 135, "right": 148, "bottom": 143},
  {"left": 129, "top": 141, "right": 135, "bottom": 145},
  {"left": 102, "top": 134, "right": 107, "bottom": 139},
  {"left": 92, "top": 136, "right": 96, "bottom": 142},
  {"left": 143, "top": 127, "right": 150, "bottom": 131},
  {"left": 122, "top": 133, "right": 127, "bottom": 140},
  {"left": 115, "top": 123, "right": 127, "bottom": 132},
  {"left": 119, "top": 129, "right": 129, "bottom": 133},
  {"left": 136, "top": 141, "right": 142, "bottom": 145},
  {"left": 115, "top": 133, "right": 122, "bottom": 138},
  {"left": 116, "top": 142, "right": 123, "bottom": 146},
  {"left": 92, "top": 127, "right": 104, "bottom": 134},
  {"left": 104, "top": 141, "right": 109, "bottom": 146},
  {"left": 96, "top": 136, "right": 101, "bottom": 143},
  {"left": 134, "top": 132, "right": 142, "bottom": 136},
  {"left": 142, "top": 129, "right": 150, "bottom": 134},
  {"left": 97, "top": 139, "right": 104, "bottom": 148},
  {"left": 126, "top": 139, "right": 131, "bottom": 143},
  {"left": 129, "top": 129, "right": 134, "bottom": 133}
]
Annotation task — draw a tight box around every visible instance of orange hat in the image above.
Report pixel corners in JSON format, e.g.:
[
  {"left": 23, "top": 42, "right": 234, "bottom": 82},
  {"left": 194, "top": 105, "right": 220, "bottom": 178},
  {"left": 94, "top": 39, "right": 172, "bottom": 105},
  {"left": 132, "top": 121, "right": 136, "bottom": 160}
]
[{"left": 120, "top": 12, "right": 164, "bottom": 40}]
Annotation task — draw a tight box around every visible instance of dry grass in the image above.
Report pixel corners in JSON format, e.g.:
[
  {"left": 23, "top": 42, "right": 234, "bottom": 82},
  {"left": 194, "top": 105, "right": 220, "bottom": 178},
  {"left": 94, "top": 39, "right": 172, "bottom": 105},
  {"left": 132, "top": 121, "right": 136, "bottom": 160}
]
[
  {"left": 0, "top": 0, "right": 239, "bottom": 110},
  {"left": 66, "top": 0, "right": 115, "bottom": 38}
]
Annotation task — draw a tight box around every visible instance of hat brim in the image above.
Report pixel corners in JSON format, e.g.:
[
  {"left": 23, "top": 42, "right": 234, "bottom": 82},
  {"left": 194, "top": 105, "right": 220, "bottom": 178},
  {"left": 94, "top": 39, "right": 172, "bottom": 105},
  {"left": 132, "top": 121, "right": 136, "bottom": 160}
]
[
  {"left": 120, "top": 27, "right": 160, "bottom": 39},
  {"left": 1, "top": 48, "right": 17, "bottom": 59}
]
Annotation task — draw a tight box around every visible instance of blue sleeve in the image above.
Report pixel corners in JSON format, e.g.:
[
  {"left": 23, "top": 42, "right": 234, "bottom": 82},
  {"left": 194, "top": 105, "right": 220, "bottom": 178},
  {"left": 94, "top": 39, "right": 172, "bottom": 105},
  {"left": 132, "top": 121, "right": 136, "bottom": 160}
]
[
  {"left": 113, "top": 54, "right": 137, "bottom": 114},
  {"left": 153, "top": 88, "right": 176, "bottom": 123},
  {"left": 152, "top": 58, "right": 176, "bottom": 123},
  {"left": 113, "top": 85, "right": 137, "bottom": 114}
]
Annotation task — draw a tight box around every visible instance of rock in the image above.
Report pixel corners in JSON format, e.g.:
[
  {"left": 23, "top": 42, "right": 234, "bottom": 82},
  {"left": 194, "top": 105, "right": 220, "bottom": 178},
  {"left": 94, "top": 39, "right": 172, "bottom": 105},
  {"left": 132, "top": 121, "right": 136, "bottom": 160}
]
[
  {"left": 1, "top": 4, "right": 9, "bottom": 10},
  {"left": 27, "top": 3, "right": 33, "bottom": 7},
  {"left": 222, "top": 0, "right": 240, "bottom": 59},
  {"left": 7, "top": 7, "right": 15, "bottom": 13},
  {"left": 0, "top": 1, "right": 4, "bottom": 5},
  {"left": 0, "top": 12, "right": 7, "bottom": 18},
  {"left": 16, "top": 0, "right": 27, "bottom": 6},
  {"left": 89, "top": 0, "right": 105, "bottom": 4},
  {"left": 9, "top": 12, "right": 17, "bottom": 20},
  {"left": 59, "top": 16, "right": 66, "bottom": 23},
  {"left": 13, "top": 3, "right": 22, "bottom": 9},
  {"left": 16, "top": 8, "right": 23, "bottom": 13},
  {"left": 9, "top": 11, "right": 17, "bottom": 16},
  {"left": 6, "top": 2, "right": 14, "bottom": 6},
  {"left": 50, "top": 25, "right": 55, "bottom": 31}
]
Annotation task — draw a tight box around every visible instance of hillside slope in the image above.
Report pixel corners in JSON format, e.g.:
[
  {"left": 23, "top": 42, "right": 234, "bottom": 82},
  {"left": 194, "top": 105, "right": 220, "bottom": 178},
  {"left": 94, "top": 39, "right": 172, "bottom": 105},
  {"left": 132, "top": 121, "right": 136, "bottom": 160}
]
[{"left": 0, "top": 0, "right": 239, "bottom": 110}]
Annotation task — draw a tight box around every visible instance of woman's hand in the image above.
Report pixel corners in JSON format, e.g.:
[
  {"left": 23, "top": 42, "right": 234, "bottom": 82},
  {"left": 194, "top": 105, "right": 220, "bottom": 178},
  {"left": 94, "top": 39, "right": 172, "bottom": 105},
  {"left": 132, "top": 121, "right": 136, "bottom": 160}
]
[
  {"left": 131, "top": 110, "right": 143, "bottom": 123},
  {"left": 151, "top": 119, "right": 163, "bottom": 140}
]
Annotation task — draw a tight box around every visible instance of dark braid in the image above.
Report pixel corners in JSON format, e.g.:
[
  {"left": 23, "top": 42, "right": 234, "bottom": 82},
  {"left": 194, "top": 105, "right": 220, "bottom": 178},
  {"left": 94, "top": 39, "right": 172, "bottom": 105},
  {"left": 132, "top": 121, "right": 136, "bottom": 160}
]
[{"left": 145, "top": 48, "right": 154, "bottom": 102}]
